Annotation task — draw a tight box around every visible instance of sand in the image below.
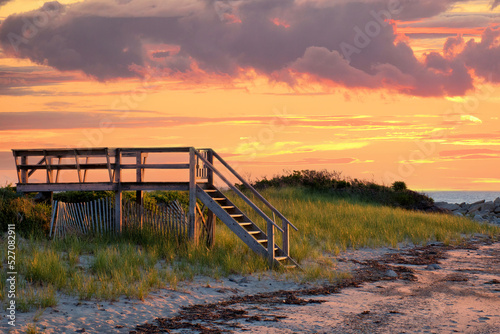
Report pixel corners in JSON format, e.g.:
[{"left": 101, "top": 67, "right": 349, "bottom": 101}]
[{"left": 3, "top": 239, "right": 499, "bottom": 334}]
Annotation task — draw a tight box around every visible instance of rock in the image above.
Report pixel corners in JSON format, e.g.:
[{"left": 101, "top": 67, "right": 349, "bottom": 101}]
[
  {"left": 471, "top": 199, "right": 485, "bottom": 206},
  {"left": 239, "top": 277, "right": 250, "bottom": 284},
  {"left": 481, "top": 201, "right": 495, "bottom": 213},
  {"left": 494, "top": 197, "right": 500, "bottom": 206},
  {"left": 385, "top": 269, "right": 398, "bottom": 278},
  {"left": 468, "top": 204, "right": 483, "bottom": 214},
  {"left": 435, "top": 202, "right": 460, "bottom": 211},
  {"left": 453, "top": 211, "right": 464, "bottom": 217},
  {"left": 426, "top": 264, "right": 441, "bottom": 270},
  {"left": 461, "top": 203, "right": 471, "bottom": 211},
  {"left": 494, "top": 206, "right": 500, "bottom": 214},
  {"left": 473, "top": 214, "right": 484, "bottom": 222}
]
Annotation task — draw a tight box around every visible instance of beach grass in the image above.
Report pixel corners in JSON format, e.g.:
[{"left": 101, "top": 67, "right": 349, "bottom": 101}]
[
  {"left": 230, "top": 187, "right": 499, "bottom": 262},
  {"left": 1, "top": 186, "right": 499, "bottom": 311}
]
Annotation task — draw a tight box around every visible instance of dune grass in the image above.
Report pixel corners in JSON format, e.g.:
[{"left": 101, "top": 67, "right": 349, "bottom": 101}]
[
  {"left": 228, "top": 187, "right": 500, "bottom": 262},
  {"left": 1, "top": 186, "right": 499, "bottom": 312}
]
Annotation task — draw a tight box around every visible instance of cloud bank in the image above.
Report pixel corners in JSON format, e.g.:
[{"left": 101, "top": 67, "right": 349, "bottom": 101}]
[{"left": 0, "top": 0, "right": 498, "bottom": 96}]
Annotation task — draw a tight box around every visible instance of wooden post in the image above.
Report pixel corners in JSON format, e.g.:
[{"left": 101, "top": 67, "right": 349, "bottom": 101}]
[
  {"left": 45, "top": 155, "right": 53, "bottom": 203},
  {"left": 115, "top": 149, "right": 122, "bottom": 233},
  {"left": 282, "top": 218, "right": 289, "bottom": 258},
  {"left": 50, "top": 200, "right": 58, "bottom": 237},
  {"left": 205, "top": 150, "right": 215, "bottom": 246},
  {"left": 136, "top": 152, "right": 144, "bottom": 229},
  {"left": 206, "top": 211, "right": 216, "bottom": 247},
  {"left": 55, "top": 157, "right": 61, "bottom": 183},
  {"left": 188, "top": 148, "right": 198, "bottom": 243},
  {"left": 20, "top": 156, "right": 28, "bottom": 184},
  {"left": 267, "top": 221, "right": 275, "bottom": 268}
]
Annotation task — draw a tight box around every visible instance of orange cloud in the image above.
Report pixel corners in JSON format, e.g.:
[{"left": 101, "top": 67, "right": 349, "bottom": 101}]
[
  {"left": 398, "top": 27, "right": 484, "bottom": 36},
  {"left": 271, "top": 18, "right": 290, "bottom": 28}
]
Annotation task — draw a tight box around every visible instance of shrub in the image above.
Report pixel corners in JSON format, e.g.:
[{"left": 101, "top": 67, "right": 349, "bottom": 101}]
[
  {"left": 245, "top": 170, "right": 434, "bottom": 212},
  {"left": 0, "top": 186, "right": 50, "bottom": 237},
  {"left": 54, "top": 191, "right": 114, "bottom": 203},
  {"left": 391, "top": 181, "right": 407, "bottom": 192}
]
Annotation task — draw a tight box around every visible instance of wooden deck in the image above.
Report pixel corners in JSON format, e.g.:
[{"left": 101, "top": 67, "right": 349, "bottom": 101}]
[{"left": 12, "top": 147, "right": 299, "bottom": 268}]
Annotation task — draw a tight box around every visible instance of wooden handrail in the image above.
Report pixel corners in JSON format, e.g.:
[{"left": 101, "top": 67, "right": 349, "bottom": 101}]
[
  {"left": 193, "top": 150, "right": 284, "bottom": 233},
  {"left": 210, "top": 150, "right": 298, "bottom": 231}
]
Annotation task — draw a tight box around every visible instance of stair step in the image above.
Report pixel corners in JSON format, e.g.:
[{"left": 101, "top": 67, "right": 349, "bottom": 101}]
[
  {"left": 282, "top": 265, "right": 296, "bottom": 269},
  {"left": 196, "top": 183, "right": 298, "bottom": 270},
  {"left": 257, "top": 240, "right": 278, "bottom": 249}
]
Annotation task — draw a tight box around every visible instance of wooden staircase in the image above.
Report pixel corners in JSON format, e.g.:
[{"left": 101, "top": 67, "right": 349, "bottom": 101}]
[{"left": 193, "top": 149, "right": 299, "bottom": 269}]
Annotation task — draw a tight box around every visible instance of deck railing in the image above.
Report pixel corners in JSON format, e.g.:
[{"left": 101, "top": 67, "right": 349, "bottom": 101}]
[
  {"left": 13, "top": 147, "right": 297, "bottom": 261},
  {"left": 192, "top": 149, "right": 298, "bottom": 262}
]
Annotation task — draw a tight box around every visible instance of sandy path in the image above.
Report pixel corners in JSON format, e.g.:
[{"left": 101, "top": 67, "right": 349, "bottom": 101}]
[
  {"left": 3, "top": 240, "right": 499, "bottom": 333},
  {"left": 240, "top": 243, "right": 500, "bottom": 333}
]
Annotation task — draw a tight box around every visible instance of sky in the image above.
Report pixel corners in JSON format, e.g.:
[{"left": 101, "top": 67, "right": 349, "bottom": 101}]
[{"left": 0, "top": 0, "right": 500, "bottom": 191}]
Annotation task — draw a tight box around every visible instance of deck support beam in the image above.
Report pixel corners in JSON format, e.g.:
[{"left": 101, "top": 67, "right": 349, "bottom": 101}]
[
  {"left": 205, "top": 150, "right": 215, "bottom": 247},
  {"left": 188, "top": 148, "right": 198, "bottom": 243},
  {"left": 136, "top": 152, "right": 144, "bottom": 229},
  {"left": 114, "top": 149, "right": 122, "bottom": 233}
]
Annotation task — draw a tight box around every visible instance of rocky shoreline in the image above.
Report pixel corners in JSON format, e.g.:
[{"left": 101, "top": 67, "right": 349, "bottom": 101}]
[{"left": 434, "top": 197, "right": 500, "bottom": 225}]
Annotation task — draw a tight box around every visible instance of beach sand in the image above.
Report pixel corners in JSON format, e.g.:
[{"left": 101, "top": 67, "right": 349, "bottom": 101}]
[{"left": 3, "top": 239, "right": 499, "bottom": 333}]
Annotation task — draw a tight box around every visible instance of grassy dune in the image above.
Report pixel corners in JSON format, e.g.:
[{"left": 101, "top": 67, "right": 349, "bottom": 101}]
[
  {"left": 1, "top": 186, "right": 499, "bottom": 311},
  {"left": 231, "top": 187, "right": 499, "bottom": 262}
]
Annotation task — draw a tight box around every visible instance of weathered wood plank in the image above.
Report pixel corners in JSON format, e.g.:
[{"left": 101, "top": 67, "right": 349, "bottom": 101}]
[
  {"left": 195, "top": 186, "right": 269, "bottom": 259},
  {"left": 267, "top": 219, "right": 275, "bottom": 268},
  {"left": 115, "top": 149, "right": 122, "bottom": 233},
  {"left": 193, "top": 151, "right": 284, "bottom": 233},
  {"left": 21, "top": 156, "right": 27, "bottom": 183},
  {"left": 20, "top": 163, "right": 189, "bottom": 171},
  {"left": 120, "top": 147, "right": 191, "bottom": 153},
  {"left": 188, "top": 148, "right": 197, "bottom": 242},
  {"left": 13, "top": 148, "right": 113, "bottom": 157},
  {"left": 211, "top": 150, "right": 298, "bottom": 231},
  {"left": 282, "top": 218, "right": 289, "bottom": 257},
  {"left": 74, "top": 151, "right": 82, "bottom": 183},
  {"left": 16, "top": 182, "right": 190, "bottom": 192},
  {"left": 121, "top": 163, "right": 190, "bottom": 169},
  {"left": 50, "top": 201, "right": 58, "bottom": 237}
]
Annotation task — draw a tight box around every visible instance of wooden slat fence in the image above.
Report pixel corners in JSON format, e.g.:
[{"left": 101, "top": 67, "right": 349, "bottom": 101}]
[
  {"left": 122, "top": 199, "right": 188, "bottom": 238},
  {"left": 50, "top": 198, "right": 188, "bottom": 239}
]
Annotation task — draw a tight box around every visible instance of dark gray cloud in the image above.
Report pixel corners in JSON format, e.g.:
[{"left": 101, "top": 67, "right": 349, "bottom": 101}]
[
  {"left": 491, "top": 0, "right": 500, "bottom": 10},
  {"left": 0, "top": 0, "right": 12, "bottom": 8},
  {"left": 458, "top": 27, "right": 500, "bottom": 82},
  {"left": 0, "top": 0, "right": 493, "bottom": 96},
  {"left": 393, "top": 0, "right": 465, "bottom": 21}
]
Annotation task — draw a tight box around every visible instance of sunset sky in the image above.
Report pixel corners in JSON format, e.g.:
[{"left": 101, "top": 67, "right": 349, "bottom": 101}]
[{"left": 1, "top": 0, "right": 500, "bottom": 191}]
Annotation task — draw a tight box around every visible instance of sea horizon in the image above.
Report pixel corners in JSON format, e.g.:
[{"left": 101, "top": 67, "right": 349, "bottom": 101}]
[{"left": 421, "top": 191, "right": 500, "bottom": 204}]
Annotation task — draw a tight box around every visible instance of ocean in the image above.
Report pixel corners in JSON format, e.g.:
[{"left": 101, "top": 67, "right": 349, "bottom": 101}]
[{"left": 423, "top": 191, "right": 500, "bottom": 204}]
